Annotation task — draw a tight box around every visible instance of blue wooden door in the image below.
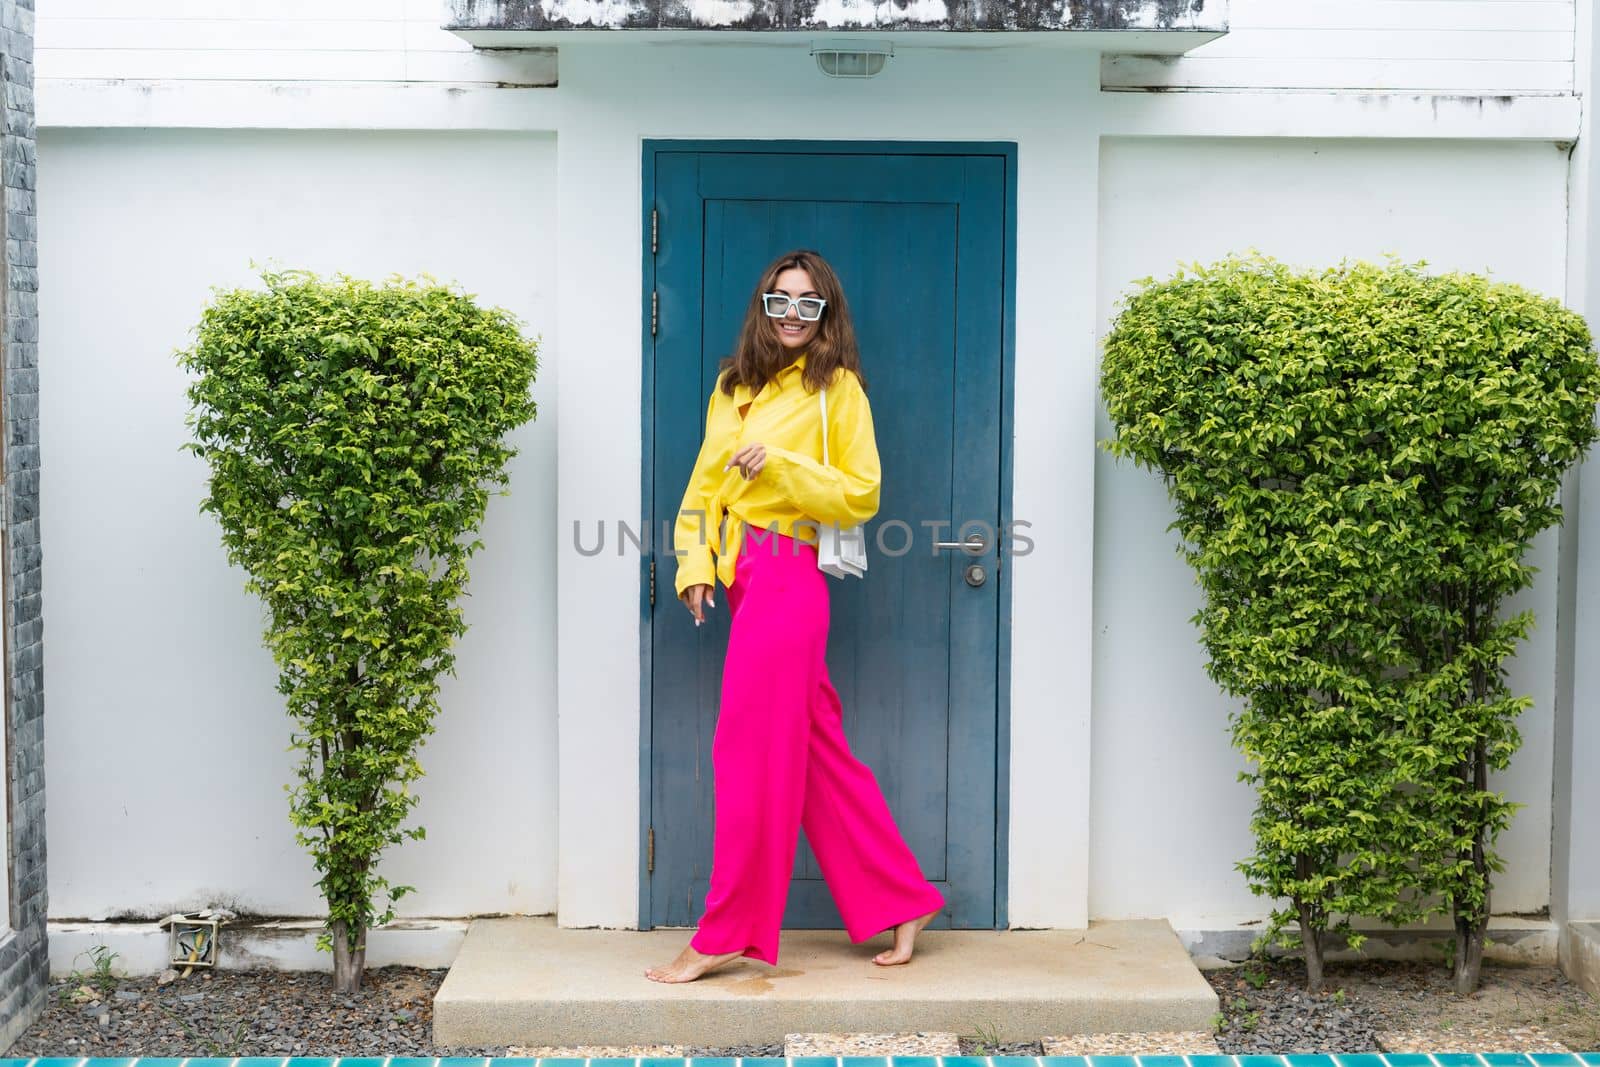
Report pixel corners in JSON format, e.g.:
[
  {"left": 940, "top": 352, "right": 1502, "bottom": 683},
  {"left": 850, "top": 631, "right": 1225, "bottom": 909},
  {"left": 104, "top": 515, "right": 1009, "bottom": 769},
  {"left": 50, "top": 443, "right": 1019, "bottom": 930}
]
[{"left": 647, "top": 147, "right": 1008, "bottom": 931}]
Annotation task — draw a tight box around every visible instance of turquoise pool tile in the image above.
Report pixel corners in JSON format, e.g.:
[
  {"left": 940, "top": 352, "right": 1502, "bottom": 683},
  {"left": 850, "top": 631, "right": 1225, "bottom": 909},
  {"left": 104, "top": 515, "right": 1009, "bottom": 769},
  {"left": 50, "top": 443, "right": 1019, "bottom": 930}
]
[
  {"left": 1334, "top": 1056, "right": 1388, "bottom": 1067},
  {"left": 888, "top": 1058, "right": 941, "bottom": 1067},
  {"left": 1284, "top": 1056, "right": 1338, "bottom": 1067},
  {"left": 691, "top": 1059, "right": 739, "bottom": 1067},
  {"left": 645, "top": 1058, "right": 689, "bottom": 1067},
  {"left": 1529, "top": 1057, "right": 1584, "bottom": 1067},
  {"left": 28, "top": 1061, "right": 87, "bottom": 1067},
  {"left": 1382, "top": 1057, "right": 1435, "bottom": 1067},
  {"left": 184, "top": 1061, "right": 240, "bottom": 1067},
  {"left": 1577, "top": 1057, "right": 1600, "bottom": 1066},
  {"left": 1086, "top": 1055, "right": 1138, "bottom": 1067},
  {"left": 1239, "top": 1057, "right": 1288, "bottom": 1067},
  {"left": 1190, "top": 1057, "right": 1239, "bottom": 1067},
  {"left": 791, "top": 1058, "right": 840, "bottom": 1067},
  {"left": 738, "top": 1059, "right": 786, "bottom": 1067},
  {"left": 539, "top": 1059, "right": 587, "bottom": 1067},
  {"left": 1136, "top": 1056, "right": 1189, "bottom": 1067},
  {"left": 587, "top": 1059, "right": 638, "bottom": 1067},
  {"left": 1480, "top": 1056, "right": 1533, "bottom": 1067},
  {"left": 240, "top": 1059, "right": 298, "bottom": 1067},
  {"left": 944, "top": 1058, "right": 994, "bottom": 1067},
  {"left": 342, "top": 1058, "right": 390, "bottom": 1067},
  {"left": 837, "top": 1058, "right": 888, "bottom": 1067},
  {"left": 1434, "top": 1055, "right": 1487, "bottom": 1067},
  {"left": 1041, "top": 1059, "right": 1090, "bottom": 1067},
  {"left": 991, "top": 1058, "right": 1042, "bottom": 1067}
]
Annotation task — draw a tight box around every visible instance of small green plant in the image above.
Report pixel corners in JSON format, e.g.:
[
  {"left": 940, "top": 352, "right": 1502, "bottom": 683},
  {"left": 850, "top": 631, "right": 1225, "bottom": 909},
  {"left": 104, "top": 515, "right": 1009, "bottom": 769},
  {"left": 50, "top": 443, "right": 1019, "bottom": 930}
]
[
  {"left": 1241, "top": 1010, "right": 1261, "bottom": 1032},
  {"left": 1232, "top": 995, "right": 1250, "bottom": 1010},
  {"left": 62, "top": 945, "right": 121, "bottom": 999},
  {"left": 1210, "top": 1011, "right": 1227, "bottom": 1033},
  {"left": 1242, "top": 962, "right": 1270, "bottom": 989},
  {"left": 1332, "top": 988, "right": 1347, "bottom": 1005},
  {"left": 964, "top": 1020, "right": 1002, "bottom": 1054}
]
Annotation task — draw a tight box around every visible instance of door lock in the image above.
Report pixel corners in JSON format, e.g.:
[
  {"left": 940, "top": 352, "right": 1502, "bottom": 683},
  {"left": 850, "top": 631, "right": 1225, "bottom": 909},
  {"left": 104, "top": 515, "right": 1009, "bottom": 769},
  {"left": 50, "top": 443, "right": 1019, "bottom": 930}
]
[{"left": 964, "top": 562, "right": 987, "bottom": 587}]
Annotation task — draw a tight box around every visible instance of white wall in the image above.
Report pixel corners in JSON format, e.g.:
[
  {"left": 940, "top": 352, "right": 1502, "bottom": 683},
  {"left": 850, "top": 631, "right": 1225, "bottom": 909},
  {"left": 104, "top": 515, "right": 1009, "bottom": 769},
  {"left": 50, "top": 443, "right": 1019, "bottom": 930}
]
[
  {"left": 38, "top": 128, "right": 560, "bottom": 920},
  {"left": 37, "top": 0, "right": 556, "bottom": 87},
  {"left": 35, "top": 0, "right": 1570, "bottom": 98},
  {"left": 1103, "top": 0, "right": 1575, "bottom": 93},
  {"left": 1091, "top": 136, "right": 1572, "bottom": 926}
]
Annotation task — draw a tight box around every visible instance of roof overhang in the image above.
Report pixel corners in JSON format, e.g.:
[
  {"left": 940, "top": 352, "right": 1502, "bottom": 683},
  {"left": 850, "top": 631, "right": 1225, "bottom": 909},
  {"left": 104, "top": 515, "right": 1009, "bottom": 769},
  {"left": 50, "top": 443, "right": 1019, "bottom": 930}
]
[{"left": 444, "top": 0, "right": 1226, "bottom": 51}]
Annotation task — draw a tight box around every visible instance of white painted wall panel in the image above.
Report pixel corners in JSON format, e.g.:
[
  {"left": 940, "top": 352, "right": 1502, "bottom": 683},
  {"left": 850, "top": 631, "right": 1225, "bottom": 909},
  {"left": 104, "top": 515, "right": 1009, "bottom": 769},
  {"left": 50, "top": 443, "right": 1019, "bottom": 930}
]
[
  {"left": 1092, "top": 137, "right": 1569, "bottom": 926},
  {"left": 1103, "top": 0, "right": 1575, "bottom": 93},
  {"left": 39, "top": 129, "right": 559, "bottom": 921},
  {"left": 38, "top": 1, "right": 555, "bottom": 87}
]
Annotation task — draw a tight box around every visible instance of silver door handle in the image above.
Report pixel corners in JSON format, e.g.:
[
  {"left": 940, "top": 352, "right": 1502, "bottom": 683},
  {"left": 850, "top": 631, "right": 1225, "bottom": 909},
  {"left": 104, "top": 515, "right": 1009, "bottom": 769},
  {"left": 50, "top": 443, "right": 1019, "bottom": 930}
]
[{"left": 934, "top": 532, "right": 988, "bottom": 553}]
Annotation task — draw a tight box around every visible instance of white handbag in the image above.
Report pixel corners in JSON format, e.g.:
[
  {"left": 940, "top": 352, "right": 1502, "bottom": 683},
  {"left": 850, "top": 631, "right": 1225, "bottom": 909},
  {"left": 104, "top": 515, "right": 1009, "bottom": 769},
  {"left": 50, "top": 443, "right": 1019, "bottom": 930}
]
[{"left": 816, "top": 384, "right": 868, "bottom": 580}]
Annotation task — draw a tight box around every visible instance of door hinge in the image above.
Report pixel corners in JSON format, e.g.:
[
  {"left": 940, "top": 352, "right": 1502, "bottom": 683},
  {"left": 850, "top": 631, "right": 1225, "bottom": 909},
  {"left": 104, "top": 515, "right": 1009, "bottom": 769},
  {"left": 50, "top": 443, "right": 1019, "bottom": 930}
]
[
  {"left": 647, "top": 826, "right": 655, "bottom": 873},
  {"left": 651, "top": 207, "right": 659, "bottom": 255},
  {"left": 649, "top": 559, "right": 656, "bottom": 606},
  {"left": 651, "top": 290, "right": 658, "bottom": 337}
]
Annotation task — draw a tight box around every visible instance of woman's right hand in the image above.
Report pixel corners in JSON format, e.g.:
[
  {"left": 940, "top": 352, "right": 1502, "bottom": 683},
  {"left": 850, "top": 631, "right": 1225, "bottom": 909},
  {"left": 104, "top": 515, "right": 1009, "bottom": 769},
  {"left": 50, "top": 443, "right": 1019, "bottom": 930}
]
[{"left": 680, "top": 583, "right": 716, "bottom": 625}]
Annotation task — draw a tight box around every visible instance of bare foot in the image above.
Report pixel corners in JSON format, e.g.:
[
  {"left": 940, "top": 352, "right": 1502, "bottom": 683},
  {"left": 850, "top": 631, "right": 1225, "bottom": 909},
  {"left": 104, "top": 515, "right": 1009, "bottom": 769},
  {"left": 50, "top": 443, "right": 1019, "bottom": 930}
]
[
  {"left": 872, "top": 908, "right": 940, "bottom": 966},
  {"left": 644, "top": 941, "right": 745, "bottom": 983}
]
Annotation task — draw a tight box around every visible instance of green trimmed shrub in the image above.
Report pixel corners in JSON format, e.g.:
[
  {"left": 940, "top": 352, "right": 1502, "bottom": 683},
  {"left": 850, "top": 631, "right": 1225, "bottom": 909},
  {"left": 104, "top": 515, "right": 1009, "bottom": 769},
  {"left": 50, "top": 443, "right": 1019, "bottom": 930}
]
[
  {"left": 178, "top": 268, "right": 540, "bottom": 992},
  {"left": 1100, "top": 253, "right": 1599, "bottom": 992}
]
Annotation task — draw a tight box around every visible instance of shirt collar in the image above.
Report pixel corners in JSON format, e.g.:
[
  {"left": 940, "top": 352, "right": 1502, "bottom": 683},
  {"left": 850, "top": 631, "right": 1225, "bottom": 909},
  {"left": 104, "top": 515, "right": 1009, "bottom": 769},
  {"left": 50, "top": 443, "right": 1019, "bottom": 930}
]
[{"left": 732, "top": 352, "right": 808, "bottom": 405}]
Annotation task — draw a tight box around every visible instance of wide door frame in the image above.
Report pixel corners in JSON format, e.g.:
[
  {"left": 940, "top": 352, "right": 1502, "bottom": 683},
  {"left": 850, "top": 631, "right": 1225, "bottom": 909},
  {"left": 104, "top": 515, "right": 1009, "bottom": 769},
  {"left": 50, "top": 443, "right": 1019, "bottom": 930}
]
[{"left": 638, "top": 138, "right": 1019, "bottom": 932}]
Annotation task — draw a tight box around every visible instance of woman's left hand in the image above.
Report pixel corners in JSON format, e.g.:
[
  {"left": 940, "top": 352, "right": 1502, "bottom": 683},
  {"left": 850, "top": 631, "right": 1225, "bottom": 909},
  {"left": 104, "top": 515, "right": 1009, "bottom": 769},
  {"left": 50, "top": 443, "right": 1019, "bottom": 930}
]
[{"left": 726, "top": 443, "right": 766, "bottom": 480}]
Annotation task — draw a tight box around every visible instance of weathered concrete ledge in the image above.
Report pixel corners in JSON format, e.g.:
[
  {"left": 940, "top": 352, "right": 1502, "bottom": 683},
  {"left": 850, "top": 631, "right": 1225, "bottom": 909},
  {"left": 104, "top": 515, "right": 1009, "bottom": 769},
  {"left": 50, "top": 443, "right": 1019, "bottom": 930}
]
[
  {"left": 1181, "top": 916, "right": 1560, "bottom": 969},
  {"left": 432, "top": 916, "right": 1219, "bottom": 1047},
  {"left": 445, "top": 0, "right": 1225, "bottom": 34},
  {"left": 1560, "top": 920, "right": 1600, "bottom": 1000}
]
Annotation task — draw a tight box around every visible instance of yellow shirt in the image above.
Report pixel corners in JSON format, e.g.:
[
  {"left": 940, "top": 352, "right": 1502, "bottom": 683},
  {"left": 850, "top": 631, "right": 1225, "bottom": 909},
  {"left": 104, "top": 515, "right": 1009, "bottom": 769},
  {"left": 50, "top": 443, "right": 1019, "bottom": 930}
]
[{"left": 673, "top": 350, "right": 882, "bottom": 597}]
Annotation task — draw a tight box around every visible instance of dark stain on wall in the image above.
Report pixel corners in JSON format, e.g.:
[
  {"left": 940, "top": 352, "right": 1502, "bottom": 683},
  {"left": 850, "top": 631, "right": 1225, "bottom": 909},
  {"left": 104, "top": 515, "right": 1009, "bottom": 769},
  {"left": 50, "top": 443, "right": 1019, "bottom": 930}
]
[{"left": 447, "top": 0, "right": 1217, "bottom": 30}]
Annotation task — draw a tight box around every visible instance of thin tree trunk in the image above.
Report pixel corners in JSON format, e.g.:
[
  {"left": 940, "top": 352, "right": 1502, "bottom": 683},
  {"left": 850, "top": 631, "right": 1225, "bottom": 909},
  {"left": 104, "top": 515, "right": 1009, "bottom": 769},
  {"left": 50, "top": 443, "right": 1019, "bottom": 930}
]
[
  {"left": 1454, "top": 913, "right": 1485, "bottom": 995},
  {"left": 332, "top": 918, "right": 366, "bottom": 994},
  {"left": 1453, "top": 737, "right": 1490, "bottom": 995},
  {"left": 1298, "top": 905, "right": 1325, "bottom": 993}
]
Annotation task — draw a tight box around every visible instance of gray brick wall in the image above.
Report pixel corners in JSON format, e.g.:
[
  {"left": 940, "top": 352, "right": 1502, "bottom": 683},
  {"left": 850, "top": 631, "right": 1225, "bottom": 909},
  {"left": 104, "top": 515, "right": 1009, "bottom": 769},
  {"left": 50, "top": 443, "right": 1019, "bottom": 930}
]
[{"left": 0, "top": 0, "right": 43, "bottom": 1052}]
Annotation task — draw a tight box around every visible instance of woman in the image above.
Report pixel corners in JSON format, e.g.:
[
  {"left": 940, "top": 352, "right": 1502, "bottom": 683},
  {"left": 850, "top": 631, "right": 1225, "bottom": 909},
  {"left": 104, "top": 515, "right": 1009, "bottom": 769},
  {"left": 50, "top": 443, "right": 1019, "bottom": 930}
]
[{"left": 645, "top": 249, "right": 946, "bottom": 985}]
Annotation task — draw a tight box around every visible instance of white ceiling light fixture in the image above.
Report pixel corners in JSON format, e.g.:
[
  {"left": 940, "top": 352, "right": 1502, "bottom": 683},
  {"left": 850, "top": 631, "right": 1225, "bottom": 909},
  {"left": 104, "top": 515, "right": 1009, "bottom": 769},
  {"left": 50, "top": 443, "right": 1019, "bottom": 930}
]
[{"left": 811, "top": 39, "right": 893, "bottom": 78}]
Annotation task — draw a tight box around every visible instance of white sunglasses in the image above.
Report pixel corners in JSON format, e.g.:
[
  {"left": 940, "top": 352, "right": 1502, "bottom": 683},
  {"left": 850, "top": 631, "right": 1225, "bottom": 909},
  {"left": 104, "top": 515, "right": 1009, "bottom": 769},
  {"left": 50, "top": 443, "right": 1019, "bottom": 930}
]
[{"left": 762, "top": 293, "right": 828, "bottom": 321}]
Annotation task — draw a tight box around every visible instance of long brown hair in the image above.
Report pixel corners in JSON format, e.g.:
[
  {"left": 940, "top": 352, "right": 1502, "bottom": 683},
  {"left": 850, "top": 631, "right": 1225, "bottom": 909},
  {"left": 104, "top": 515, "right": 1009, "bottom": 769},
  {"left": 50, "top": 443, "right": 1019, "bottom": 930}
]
[{"left": 717, "top": 249, "right": 868, "bottom": 398}]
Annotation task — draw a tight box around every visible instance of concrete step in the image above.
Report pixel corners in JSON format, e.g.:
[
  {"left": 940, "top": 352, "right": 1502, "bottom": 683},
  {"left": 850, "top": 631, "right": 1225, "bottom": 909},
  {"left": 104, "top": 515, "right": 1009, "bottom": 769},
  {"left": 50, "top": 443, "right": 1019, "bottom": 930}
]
[{"left": 432, "top": 916, "right": 1219, "bottom": 1048}]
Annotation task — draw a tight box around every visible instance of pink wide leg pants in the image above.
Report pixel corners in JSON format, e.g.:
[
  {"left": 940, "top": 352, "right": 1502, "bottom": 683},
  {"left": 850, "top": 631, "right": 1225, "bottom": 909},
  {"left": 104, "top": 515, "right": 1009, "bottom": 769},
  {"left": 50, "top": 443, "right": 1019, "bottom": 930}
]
[{"left": 688, "top": 522, "right": 947, "bottom": 966}]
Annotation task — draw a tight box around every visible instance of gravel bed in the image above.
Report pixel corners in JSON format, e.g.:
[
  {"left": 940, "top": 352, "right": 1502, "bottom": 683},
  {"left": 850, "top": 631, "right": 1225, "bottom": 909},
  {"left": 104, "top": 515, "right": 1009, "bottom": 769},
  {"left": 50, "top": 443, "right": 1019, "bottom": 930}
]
[
  {"left": 11, "top": 967, "right": 503, "bottom": 1057},
  {"left": 1207, "top": 958, "right": 1600, "bottom": 1055},
  {"left": 11, "top": 958, "right": 1594, "bottom": 1057}
]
